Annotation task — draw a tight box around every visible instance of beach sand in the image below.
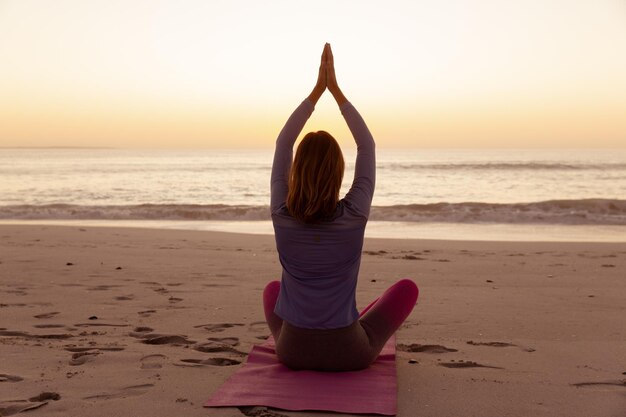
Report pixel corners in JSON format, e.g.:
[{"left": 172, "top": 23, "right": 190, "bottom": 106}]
[{"left": 1, "top": 224, "right": 625, "bottom": 417}]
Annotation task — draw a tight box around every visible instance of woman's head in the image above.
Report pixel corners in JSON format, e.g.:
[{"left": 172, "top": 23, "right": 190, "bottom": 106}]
[{"left": 287, "top": 131, "right": 344, "bottom": 223}]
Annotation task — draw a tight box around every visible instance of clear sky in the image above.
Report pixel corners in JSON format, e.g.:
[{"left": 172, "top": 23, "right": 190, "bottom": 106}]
[{"left": 1, "top": 0, "right": 625, "bottom": 149}]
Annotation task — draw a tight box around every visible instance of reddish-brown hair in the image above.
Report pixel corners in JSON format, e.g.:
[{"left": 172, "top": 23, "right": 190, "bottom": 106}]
[{"left": 287, "top": 131, "right": 345, "bottom": 223}]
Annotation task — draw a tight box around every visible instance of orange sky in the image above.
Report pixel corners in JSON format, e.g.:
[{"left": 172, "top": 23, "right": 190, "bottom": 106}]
[{"left": 1, "top": 0, "right": 625, "bottom": 148}]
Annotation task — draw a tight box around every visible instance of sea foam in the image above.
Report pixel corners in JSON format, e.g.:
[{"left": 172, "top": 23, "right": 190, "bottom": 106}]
[{"left": 1, "top": 199, "right": 624, "bottom": 225}]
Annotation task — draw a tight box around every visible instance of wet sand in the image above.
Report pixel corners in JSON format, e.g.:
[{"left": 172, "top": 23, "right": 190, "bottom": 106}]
[{"left": 1, "top": 225, "right": 625, "bottom": 417}]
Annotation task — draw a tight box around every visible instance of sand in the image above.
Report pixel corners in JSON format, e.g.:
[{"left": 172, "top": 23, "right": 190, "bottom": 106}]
[{"left": 0, "top": 224, "right": 625, "bottom": 417}]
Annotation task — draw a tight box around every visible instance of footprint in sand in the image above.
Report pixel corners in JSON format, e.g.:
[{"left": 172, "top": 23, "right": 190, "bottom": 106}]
[
  {"left": 248, "top": 321, "right": 268, "bottom": 332},
  {"left": 0, "top": 373, "right": 24, "bottom": 382},
  {"left": 467, "top": 340, "right": 536, "bottom": 352},
  {"left": 0, "top": 329, "right": 74, "bottom": 340},
  {"left": 0, "top": 393, "right": 60, "bottom": 416},
  {"left": 128, "top": 327, "right": 195, "bottom": 345},
  {"left": 138, "top": 310, "right": 156, "bottom": 317},
  {"left": 69, "top": 351, "right": 100, "bottom": 366},
  {"left": 83, "top": 384, "right": 154, "bottom": 400},
  {"left": 194, "top": 323, "right": 245, "bottom": 333},
  {"left": 64, "top": 346, "right": 125, "bottom": 353},
  {"left": 572, "top": 380, "right": 626, "bottom": 388},
  {"left": 439, "top": 360, "right": 503, "bottom": 369},
  {"left": 467, "top": 341, "right": 514, "bottom": 347},
  {"left": 178, "top": 358, "right": 241, "bottom": 367},
  {"left": 114, "top": 295, "right": 134, "bottom": 301},
  {"left": 88, "top": 285, "right": 122, "bottom": 291},
  {"left": 398, "top": 344, "right": 458, "bottom": 353},
  {"left": 239, "top": 406, "right": 289, "bottom": 417},
  {"left": 363, "top": 250, "right": 387, "bottom": 256},
  {"left": 33, "top": 312, "right": 59, "bottom": 319},
  {"left": 0, "top": 401, "right": 47, "bottom": 416},
  {"left": 74, "top": 322, "right": 129, "bottom": 328},
  {"left": 128, "top": 328, "right": 153, "bottom": 338},
  {"left": 202, "top": 283, "right": 236, "bottom": 288},
  {"left": 193, "top": 339, "right": 247, "bottom": 356},
  {"left": 402, "top": 255, "right": 425, "bottom": 261},
  {"left": 140, "top": 354, "right": 168, "bottom": 369},
  {"left": 28, "top": 393, "right": 60, "bottom": 402},
  {"left": 141, "top": 335, "right": 196, "bottom": 345},
  {"left": 133, "top": 326, "right": 154, "bottom": 333}
]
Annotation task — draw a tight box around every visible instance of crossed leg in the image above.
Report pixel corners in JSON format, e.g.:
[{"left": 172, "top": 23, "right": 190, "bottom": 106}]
[
  {"left": 358, "top": 279, "right": 419, "bottom": 356},
  {"left": 262, "top": 278, "right": 418, "bottom": 352},
  {"left": 262, "top": 280, "right": 283, "bottom": 340}
]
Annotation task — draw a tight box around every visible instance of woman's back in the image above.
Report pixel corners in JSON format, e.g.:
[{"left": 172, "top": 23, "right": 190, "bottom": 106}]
[
  {"left": 270, "top": 99, "right": 375, "bottom": 329},
  {"left": 273, "top": 204, "right": 367, "bottom": 328}
]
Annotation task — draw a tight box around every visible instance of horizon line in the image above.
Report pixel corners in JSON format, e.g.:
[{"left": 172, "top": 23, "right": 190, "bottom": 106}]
[{"left": 2, "top": 146, "right": 626, "bottom": 151}]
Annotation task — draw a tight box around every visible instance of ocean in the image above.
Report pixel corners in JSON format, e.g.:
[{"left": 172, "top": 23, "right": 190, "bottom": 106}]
[{"left": 1, "top": 148, "right": 625, "bottom": 241}]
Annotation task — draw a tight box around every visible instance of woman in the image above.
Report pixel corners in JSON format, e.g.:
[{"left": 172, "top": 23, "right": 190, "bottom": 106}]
[{"left": 264, "top": 43, "right": 418, "bottom": 371}]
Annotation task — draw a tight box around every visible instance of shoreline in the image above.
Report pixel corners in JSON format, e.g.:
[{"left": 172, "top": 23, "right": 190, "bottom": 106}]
[
  {"left": 1, "top": 220, "right": 624, "bottom": 243},
  {"left": 1, "top": 224, "right": 625, "bottom": 416}
]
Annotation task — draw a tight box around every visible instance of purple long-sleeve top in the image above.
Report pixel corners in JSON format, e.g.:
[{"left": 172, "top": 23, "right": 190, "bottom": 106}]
[{"left": 270, "top": 98, "right": 376, "bottom": 329}]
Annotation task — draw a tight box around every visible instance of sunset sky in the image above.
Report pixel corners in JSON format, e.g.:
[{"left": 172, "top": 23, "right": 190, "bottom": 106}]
[{"left": 0, "top": 0, "right": 625, "bottom": 149}]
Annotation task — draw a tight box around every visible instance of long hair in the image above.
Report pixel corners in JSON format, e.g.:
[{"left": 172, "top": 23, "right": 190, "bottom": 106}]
[{"left": 286, "top": 131, "right": 345, "bottom": 223}]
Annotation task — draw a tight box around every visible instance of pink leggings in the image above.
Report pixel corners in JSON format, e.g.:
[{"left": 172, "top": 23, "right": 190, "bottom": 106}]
[{"left": 263, "top": 279, "right": 419, "bottom": 371}]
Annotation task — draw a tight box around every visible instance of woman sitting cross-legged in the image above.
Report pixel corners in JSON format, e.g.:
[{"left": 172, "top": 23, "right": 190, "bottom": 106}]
[{"left": 264, "top": 43, "right": 419, "bottom": 372}]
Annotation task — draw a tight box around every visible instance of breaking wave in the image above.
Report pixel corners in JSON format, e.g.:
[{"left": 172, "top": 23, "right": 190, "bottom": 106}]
[{"left": 1, "top": 199, "right": 625, "bottom": 225}]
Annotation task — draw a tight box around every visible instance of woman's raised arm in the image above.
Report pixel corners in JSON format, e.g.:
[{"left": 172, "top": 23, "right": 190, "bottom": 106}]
[
  {"left": 326, "top": 44, "right": 376, "bottom": 217},
  {"left": 270, "top": 45, "right": 328, "bottom": 212}
]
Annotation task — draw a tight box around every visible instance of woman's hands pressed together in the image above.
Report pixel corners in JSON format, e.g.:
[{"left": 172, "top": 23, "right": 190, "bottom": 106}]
[
  {"left": 307, "top": 44, "right": 328, "bottom": 104},
  {"left": 325, "top": 44, "right": 348, "bottom": 106},
  {"left": 307, "top": 43, "right": 348, "bottom": 106}
]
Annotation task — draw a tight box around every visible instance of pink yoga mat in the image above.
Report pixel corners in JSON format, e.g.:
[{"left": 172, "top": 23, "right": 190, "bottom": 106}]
[{"left": 204, "top": 335, "right": 397, "bottom": 415}]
